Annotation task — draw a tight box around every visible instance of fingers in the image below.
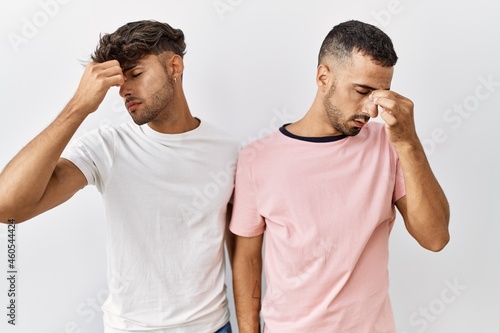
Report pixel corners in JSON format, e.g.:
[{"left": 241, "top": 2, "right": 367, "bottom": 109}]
[
  {"left": 368, "top": 90, "right": 418, "bottom": 145},
  {"left": 372, "top": 96, "right": 398, "bottom": 125},
  {"left": 370, "top": 91, "right": 401, "bottom": 112},
  {"left": 378, "top": 104, "right": 397, "bottom": 126},
  {"left": 86, "top": 60, "right": 125, "bottom": 88},
  {"left": 73, "top": 60, "right": 125, "bottom": 114},
  {"left": 369, "top": 91, "right": 413, "bottom": 120}
]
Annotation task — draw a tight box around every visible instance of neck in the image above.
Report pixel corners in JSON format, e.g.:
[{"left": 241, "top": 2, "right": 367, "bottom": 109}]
[
  {"left": 147, "top": 89, "right": 199, "bottom": 134},
  {"left": 286, "top": 95, "right": 341, "bottom": 137}
]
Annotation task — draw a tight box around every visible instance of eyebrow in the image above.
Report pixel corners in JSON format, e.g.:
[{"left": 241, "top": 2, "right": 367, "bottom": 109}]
[
  {"left": 354, "top": 83, "right": 391, "bottom": 91},
  {"left": 122, "top": 63, "right": 142, "bottom": 74}
]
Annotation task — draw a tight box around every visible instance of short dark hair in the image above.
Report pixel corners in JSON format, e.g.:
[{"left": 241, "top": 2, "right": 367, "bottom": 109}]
[
  {"left": 318, "top": 20, "right": 398, "bottom": 67},
  {"left": 91, "top": 20, "right": 186, "bottom": 69}
]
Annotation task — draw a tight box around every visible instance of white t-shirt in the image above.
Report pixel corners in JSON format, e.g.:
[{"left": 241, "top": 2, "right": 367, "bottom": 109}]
[{"left": 62, "top": 120, "right": 240, "bottom": 333}]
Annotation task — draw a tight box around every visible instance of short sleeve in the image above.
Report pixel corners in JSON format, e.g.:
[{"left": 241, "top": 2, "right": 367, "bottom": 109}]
[
  {"left": 61, "top": 127, "right": 115, "bottom": 192},
  {"left": 229, "top": 148, "right": 265, "bottom": 237}
]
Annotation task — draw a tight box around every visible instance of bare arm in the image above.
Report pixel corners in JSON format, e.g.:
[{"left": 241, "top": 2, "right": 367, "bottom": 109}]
[
  {"left": 225, "top": 203, "right": 236, "bottom": 265},
  {"left": 394, "top": 147, "right": 450, "bottom": 251},
  {"left": 0, "top": 60, "right": 124, "bottom": 223},
  {"left": 371, "top": 90, "right": 450, "bottom": 251},
  {"left": 233, "top": 234, "right": 263, "bottom": 333}
]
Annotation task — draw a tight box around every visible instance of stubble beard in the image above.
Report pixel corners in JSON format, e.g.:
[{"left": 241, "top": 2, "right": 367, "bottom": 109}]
[
  {"left": 323, "top": 85, "right": 368, "bottom": 136},
  {"left": 131, "top": 75, "right": 175, "bottom": 126}
]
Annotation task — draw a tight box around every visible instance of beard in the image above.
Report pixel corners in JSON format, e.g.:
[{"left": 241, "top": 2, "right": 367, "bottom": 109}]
[
  {"left": 323, "top": 85, "right": 369, "bottom": 136},
  {"left": 128, "top": 71, "right": 175, "bottom": 126}
]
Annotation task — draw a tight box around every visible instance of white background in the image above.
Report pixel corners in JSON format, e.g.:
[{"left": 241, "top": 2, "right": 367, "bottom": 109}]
[{"left": 1, "top": 0, "right": 499, "bottom": 332}]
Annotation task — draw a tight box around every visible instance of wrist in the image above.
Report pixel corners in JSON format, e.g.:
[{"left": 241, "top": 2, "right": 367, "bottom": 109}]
[
  {"left": 64, "top": 97, "right": 95, "bottom": 121},
  {"left": 391, "top": 135, "right": 424, "bottom": 155}
]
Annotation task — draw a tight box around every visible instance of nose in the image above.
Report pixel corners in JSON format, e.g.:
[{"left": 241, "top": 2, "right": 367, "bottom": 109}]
[
  {"left": 119, "top": 77, "right": 131, "bottom": 98},
  {"left": 361, "top": 99, "right": 379, "bottom": 118}
]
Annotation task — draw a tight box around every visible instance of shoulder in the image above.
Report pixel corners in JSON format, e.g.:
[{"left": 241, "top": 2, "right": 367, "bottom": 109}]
[
  {"left": 82, "top": 121, "right": 136, "bottom": 138},
  {"left": 195, "top": 120, "right": 241, "bottom": 159},
  {"left": 70, "top": 122, "right": 142, "bottom": 153},
  {"left": 238, "top": 129, "right": 283, "bottom": 164},
  {"left": 363, "top": 121, "right": 386, "bottom": 137},
  {"left": 200, "top": 120, "right": 238, "bottom": 140},
  {"left": 349, "top": 122, "right": 388, "bottom": 145},
  {"left": 199, "top": 120, "right": 240, "bottom": 146},
  {"left": 359, "top": 122, "right": 399, "bottom": 157}
]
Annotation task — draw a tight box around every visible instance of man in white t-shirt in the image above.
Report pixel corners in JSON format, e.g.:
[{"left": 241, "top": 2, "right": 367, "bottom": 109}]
[{"left": 0, "top": 20, "right": 237, "bottom": 333}]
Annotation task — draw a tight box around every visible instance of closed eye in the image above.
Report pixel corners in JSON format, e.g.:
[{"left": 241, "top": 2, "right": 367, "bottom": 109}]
[
  {"left": 356, "top": 90, "right": 369, "bottom": 95},
  {"left": 132, "top": 73, "right": 142, "bottom": 78}
]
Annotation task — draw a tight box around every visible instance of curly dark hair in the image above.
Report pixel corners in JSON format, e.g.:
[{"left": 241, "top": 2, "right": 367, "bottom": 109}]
[
  {"left": 91, "top": 20, "right": 186, "bottom": 69},
  {"left": 318, "top": 20, "right": 398, "bottom": 67}
]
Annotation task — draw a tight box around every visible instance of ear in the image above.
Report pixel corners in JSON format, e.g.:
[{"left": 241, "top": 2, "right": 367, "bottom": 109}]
[
  {"left": 166, "top": 54, "right": 184, "bottom": 81},
  {"left": 316, "top": 64, "right": 331, "bottom": 93}
]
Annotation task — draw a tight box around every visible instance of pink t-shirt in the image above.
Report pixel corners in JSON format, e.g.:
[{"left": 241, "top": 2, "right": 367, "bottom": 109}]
[{"left": 230, "top": 122, "right": 405, "bottom": 333}]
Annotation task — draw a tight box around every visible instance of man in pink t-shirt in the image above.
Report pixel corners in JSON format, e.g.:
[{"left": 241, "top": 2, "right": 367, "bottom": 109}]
[{"left": 230, "top": 20, "right": 450, "bottom": 333}]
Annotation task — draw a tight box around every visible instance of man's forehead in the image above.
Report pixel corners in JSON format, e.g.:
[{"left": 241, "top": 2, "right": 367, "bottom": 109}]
[
  {"left": 122, "top": 54, "right": 157, "bottom": 72},
  {"left": 122, "top": 63, "right": 139, "bottom": 72},
  {"left": 344, "top": 58, "right": 394, "bottom": 89}
]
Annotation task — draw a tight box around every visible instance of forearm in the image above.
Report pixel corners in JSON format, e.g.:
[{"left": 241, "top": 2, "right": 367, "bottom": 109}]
[
  {"left": 233, "top": 238, "right": 262, "bottom": 333},
  {"left": 369, "top": 90, "right": 450, "bottom": 250},
  {"left": 0, "top": 100, "right": 87, "bottom": 223},
  {"left": 396, "top": 141, "right": 450, "bottom": 250}
]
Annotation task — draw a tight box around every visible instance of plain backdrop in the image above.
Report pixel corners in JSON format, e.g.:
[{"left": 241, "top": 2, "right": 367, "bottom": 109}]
[{"left": 1, "top": 0, "right": 499, "bottom": 332}]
